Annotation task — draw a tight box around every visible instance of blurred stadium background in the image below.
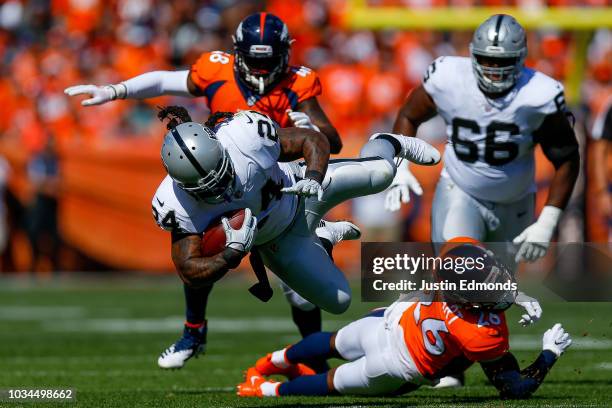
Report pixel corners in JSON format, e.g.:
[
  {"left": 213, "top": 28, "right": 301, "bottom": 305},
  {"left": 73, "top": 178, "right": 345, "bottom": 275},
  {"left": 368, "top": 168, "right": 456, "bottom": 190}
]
[{"left": 0, "top": 0, "right": 609, "bottom": 276}]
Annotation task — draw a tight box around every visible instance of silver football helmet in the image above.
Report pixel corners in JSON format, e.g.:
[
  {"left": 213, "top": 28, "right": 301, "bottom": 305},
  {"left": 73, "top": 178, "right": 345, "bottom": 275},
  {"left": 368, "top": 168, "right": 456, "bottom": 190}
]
[
  {"left": 161, "top": 122, "right": 234, "bottom": 203},
  {"left": 470, "top": 14, "right": 527, "bottom": 95}
]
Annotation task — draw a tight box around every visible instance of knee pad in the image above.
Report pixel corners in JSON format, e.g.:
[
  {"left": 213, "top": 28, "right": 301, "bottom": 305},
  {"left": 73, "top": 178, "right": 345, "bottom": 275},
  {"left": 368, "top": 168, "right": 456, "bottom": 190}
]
[{"left": 324, "top": 287, "right": 352, "bottom": 315}]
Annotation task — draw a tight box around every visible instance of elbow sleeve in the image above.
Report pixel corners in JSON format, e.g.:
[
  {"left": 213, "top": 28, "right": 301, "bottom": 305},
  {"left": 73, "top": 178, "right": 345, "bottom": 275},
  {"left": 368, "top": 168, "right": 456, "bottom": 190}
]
[
  {"left": 496, "top": 372, "right": 537, "bottom": 399},
  {"left": 122, "top": 70, "right": 191, "bottom": 99}
]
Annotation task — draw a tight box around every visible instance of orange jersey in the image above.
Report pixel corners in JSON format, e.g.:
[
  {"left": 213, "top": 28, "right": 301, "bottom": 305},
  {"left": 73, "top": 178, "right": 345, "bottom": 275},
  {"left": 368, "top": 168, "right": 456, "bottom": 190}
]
[
  {"left": 399, "top": 301, "right": 509, "bottom": 379},
  {"left": 190, "top": 51, "right": 321, "bottom": 128}
]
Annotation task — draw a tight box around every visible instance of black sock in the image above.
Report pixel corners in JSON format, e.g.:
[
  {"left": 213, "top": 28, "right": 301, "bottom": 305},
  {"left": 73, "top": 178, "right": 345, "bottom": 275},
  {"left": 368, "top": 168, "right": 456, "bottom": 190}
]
[
  {"left": 184, "top": 283, "right": 213, "bottom": 326},
  {"left": 375, "top": 133, "right": 402, "bottom": 155},
  {"left": 319, "top": 237, "right": 334, "bottom": 260}
]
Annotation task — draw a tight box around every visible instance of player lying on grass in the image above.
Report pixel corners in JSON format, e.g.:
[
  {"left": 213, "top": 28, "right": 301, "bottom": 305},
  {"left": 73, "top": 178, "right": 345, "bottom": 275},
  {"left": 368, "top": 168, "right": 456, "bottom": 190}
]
[
  {"left": 65, "top": 13, "right": 343, "bottom": 369},
  {"left": 237, "top": 242, "right": 572, "bottom": 399},
  {"left": 151, "top": 106, "right": 440, "bottom": 363}
]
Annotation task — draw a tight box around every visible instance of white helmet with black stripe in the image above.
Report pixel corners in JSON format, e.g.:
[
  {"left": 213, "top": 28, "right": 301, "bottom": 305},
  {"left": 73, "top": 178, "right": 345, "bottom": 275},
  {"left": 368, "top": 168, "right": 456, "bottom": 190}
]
[
  {"left": 470, "top": 14, "right": 527, "bottom": 95},
  {"left": 161, "top": 122, "right": 235, "bottom": 203}
]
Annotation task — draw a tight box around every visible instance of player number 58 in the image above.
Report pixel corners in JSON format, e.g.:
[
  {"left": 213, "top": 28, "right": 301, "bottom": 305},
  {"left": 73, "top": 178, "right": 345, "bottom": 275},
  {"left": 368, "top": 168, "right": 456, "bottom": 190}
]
[{"left": 209, "top": 51, "right": 230, "bottom": 64}]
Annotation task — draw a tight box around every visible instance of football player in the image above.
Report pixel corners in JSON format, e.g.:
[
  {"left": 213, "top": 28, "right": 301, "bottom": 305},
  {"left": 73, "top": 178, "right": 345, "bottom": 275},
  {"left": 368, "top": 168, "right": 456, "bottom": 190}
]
[
  {"left": 151, "top": 108, "right": 440, "bottom": 366},
  {"left": 387, "top": 15, "right": 579, "bottom": 264},
  {"left": 237, "top": 243, "right": 571, "bottom": 398},
  {"left": 64, "top": 12, "right": 340, "bottom": 152},
  {"left": 65, "top": 12, "right": 343, "bottom": 369}
]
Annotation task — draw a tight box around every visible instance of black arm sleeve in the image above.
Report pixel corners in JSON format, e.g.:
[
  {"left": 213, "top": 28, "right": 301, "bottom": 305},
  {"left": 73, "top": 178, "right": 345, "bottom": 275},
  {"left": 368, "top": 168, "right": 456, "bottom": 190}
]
[
  {"left": 533, "top": 110, "right": 579, "bottom": 169},
  {"left": 480, "top": 350, "right": 558, "bottom": 399}
]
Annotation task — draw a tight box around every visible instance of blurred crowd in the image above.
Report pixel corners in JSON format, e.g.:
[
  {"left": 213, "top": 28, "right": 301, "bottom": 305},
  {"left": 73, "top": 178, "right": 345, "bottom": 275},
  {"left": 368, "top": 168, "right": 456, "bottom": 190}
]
[
  {"left": 0, "top": 0, "right": 609, "bottom": 148},
  {"left": 0, "top": 0, "right": 609, "bottom": 270}
]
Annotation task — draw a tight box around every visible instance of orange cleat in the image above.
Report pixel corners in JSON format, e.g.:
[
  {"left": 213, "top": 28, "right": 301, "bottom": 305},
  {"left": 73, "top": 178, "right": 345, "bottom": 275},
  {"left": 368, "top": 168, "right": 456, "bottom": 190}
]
[
  {"left": 237, "top": 367, "right": 265, "bottom": 397},
  {"left": 237, "top": 367, "right": 280, "bottom": 397},
  {"left": 255, "top": 353, "right": 316, "bottom": 379}
]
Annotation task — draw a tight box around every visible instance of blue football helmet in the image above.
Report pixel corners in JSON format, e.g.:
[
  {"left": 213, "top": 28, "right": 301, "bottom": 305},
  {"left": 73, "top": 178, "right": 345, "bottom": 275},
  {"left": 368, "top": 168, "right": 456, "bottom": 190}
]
[
  {"left": 232, "top": 12, "right": 292, "bottom": 95},
  {"left": 436, "top": 242, "right": 517, "bottom": 311}
]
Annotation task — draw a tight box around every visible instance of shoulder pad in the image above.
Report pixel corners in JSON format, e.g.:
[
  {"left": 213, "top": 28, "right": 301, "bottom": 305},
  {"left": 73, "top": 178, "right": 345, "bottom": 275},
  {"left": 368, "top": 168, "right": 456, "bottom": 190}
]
[
  {"left": 523, "top": 70, "right": 566, "bottom": 115},
  {"left": 422, "top": 56, "right": 468, "bottom": 96},
  {"left": 217, "top": 111, "right": 281, "bottom": 168},
  {"left": 151, "top": 177, "right": 197, "bottom": 233},
  {"left": 190, "top": 51, "right": 233, "bottom": 91},
  {"left": 288, "top": 65, "right": 322, "bottom": 103}
]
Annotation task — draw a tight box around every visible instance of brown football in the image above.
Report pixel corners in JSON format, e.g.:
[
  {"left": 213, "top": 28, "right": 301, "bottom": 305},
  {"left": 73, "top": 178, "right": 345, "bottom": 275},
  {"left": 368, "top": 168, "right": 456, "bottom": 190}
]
[{"left": 200, "top": 209, "right": 246, "bottom": 257}]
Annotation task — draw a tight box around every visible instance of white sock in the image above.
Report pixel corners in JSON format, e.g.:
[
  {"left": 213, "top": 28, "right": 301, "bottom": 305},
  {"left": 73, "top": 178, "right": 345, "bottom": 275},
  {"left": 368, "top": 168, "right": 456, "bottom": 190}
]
[
  {"left": 260, "top": 381, "right": 280, "bottom": 397},
  {"left": 270, "top": 348, "right": 289, "bottom": 368}
]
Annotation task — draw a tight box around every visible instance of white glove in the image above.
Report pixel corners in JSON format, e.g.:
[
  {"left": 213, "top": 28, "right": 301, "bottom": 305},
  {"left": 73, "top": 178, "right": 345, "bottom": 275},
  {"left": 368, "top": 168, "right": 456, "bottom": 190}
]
[
  {"left": 64, "top": 84, "right": 125, "bottom": 106},
  {"left": 515, "top": 291, "right": 542, "bottom": 326},
  {"left": 513, "top": 206, "right": 562, "bottom": 263},
  {"left": 287, "top": 110, "right": 320, "bottom": 132},
  {"left": 384, "top": 163, "right": 423, "bottom": 212},
  {"left": 542, "top": 323, "right": 572, "bottom": 357},
  {"left": 222, "top": 208, "right": 257, "bottom": 253},
  {"left": 281, "top": 178, "right": 324, "bottom": 201}
]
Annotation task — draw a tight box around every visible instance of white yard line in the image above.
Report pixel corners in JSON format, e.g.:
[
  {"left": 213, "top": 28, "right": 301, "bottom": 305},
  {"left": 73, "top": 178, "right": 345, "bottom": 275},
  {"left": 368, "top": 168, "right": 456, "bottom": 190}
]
[
  {"left": 0, "top": 306, "right": 86, "bottom": 320},
  {"left": 36, "top": 316, "right": 612, "bottom": 351},
  {"left": 42, "top": 317, "right": 350, "bottom": 333},
  {"left": 509, "top": 334, "right": 612, "bottom": 350}
]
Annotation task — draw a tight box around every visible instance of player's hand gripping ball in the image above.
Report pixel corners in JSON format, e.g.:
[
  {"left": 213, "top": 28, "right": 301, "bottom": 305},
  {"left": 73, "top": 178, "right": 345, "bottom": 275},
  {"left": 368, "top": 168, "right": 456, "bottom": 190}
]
[{"left": 201, "top": 208, "right": 257, "bottom": 256}]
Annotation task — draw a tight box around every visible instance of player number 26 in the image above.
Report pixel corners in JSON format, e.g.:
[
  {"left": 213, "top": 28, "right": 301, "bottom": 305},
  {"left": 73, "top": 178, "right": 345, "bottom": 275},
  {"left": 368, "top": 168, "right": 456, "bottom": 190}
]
[{"left": 420, "top": 318, "right": 450, "bottom": 356}]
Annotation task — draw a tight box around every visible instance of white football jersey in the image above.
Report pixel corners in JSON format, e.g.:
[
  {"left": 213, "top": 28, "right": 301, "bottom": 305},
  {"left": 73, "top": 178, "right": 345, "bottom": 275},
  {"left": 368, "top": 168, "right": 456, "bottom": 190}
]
[
  {"left": 423, "top": 56, "right": 566, "bottom": 203},
  {"left": 151, "top": 111, "right": 298, "bottom": 245}
]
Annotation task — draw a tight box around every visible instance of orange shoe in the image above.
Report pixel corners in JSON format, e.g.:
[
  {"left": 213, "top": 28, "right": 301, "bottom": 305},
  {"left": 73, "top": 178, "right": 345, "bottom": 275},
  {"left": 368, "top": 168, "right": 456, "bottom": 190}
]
[
  {"left": 237, "top": 367, "right": 279, "bottom": 397},
  {"left": 255, "top": 353, "right": 316, "bottom": 379}
]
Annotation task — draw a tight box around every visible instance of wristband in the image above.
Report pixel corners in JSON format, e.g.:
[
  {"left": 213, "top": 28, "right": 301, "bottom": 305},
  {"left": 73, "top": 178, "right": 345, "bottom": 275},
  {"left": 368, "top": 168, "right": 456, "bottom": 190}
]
[
  {"left": 304, "top": 170, "right": 324, "bottom": 184},
  {"left": 538, "top": 206, "right": 562, "bottom": 229},
  {"left": 111, "top": 83, "right": 127, "bottom": 99},
  {"left": 222, "top": 247, "right": 246, "bottom": 269}
]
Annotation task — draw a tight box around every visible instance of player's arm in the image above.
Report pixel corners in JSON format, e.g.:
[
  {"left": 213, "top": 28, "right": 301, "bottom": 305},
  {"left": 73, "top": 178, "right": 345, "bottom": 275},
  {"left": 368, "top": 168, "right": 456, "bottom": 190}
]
[
  {"left": 293, "top": 97, "right": 342, "bottom": 154},
  {"left": 65, "top": 70, "right": 196, "bottom": 106},
  {"left": 480, "top": 323, "right": 571, "bottom": 399},
  {"left": 537, "top": 111, "right": 580, "bottom": 209},
  {"left": 392, "top": 84, "right": 438, "bottom": 136},
  {"left": 171, "top": 232, "right": 242, "bottom": 288},
  {"left": 514, "top": 110, "right": 580, "bottom": 262},
  {"left": 170, "top": 209, "right": 257, "bottom": 288},
  {"left": 383, "top": 84, "right": 438, "bottom": 211},
  {"left": 278, "top": 127, "right": 330, "bottom": 200}
]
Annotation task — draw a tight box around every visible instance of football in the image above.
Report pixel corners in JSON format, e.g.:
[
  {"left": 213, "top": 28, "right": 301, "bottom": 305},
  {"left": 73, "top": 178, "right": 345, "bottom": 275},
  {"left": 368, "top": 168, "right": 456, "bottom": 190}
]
[{"left": 201, "top": 209, "right": 246, "bottom": 256}]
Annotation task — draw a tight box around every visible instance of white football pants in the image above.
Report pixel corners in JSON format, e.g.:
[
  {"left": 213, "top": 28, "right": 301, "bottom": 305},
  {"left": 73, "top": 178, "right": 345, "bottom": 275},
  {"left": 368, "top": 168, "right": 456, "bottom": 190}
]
[
  {"left": 259, "top": 157, "right": 395, "bottom": 314},
  {"left": 431, "top": 172, "right": 534, "bottom": 243},
  {"left": 333, "top": 314, "right": 414, "bottom": 395}
]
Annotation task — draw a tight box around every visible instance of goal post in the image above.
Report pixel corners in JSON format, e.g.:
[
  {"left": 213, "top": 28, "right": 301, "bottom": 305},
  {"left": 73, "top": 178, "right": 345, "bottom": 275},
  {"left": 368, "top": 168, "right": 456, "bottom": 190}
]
[{"left": 342, "top": 1, "right": 612, "bottom": 104}]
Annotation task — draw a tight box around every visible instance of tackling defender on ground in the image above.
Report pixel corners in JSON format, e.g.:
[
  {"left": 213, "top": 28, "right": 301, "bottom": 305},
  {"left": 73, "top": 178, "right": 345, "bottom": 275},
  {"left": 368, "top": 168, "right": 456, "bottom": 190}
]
[{"left": 237, "top": 243, "right": 571, "bottom": 399}]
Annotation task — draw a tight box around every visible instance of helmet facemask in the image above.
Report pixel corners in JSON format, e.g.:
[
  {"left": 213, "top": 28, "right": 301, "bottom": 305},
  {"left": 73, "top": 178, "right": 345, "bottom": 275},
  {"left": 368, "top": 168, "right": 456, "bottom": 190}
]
[
  {"left": 234, "top": 42, "right": 290, "bottom": 95},
  {"left": 176, "top": 150, "right": 235, "bottom": 204},
  {"left": 435, "top": 243, "right": 518, "bottom": 311},
  {"left": 470, "top": 48, "right": 525, "bottom": 95}
]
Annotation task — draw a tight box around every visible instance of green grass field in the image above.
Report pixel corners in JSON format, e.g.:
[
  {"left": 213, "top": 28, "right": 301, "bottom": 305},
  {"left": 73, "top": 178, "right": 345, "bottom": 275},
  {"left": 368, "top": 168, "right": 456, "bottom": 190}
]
[{"left": 0, "top": 275, "right": 610, "bottom": 407}]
